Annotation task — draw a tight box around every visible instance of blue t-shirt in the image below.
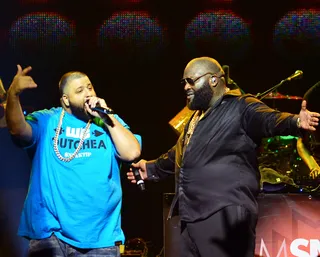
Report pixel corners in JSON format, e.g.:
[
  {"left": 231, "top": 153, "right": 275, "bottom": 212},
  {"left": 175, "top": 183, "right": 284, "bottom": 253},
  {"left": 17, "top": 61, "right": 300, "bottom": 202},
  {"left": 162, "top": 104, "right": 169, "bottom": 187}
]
[{"left": 18, "top": 107, "right": 141, "bottom": 249}]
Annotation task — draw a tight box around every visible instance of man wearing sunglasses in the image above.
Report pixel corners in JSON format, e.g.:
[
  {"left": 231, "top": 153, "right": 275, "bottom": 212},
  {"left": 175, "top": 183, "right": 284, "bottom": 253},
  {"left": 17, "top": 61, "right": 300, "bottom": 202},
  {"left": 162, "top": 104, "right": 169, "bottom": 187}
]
[{"left": 128, "top": 57, "right": 320, "bottom": 257}]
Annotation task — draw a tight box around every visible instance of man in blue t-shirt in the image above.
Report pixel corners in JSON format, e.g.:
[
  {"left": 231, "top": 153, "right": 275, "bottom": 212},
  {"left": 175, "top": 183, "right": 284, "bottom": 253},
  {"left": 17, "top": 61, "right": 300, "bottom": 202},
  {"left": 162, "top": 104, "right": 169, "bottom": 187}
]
[{"left": 5, "top": 65, "right": 142, "bottom": 257}]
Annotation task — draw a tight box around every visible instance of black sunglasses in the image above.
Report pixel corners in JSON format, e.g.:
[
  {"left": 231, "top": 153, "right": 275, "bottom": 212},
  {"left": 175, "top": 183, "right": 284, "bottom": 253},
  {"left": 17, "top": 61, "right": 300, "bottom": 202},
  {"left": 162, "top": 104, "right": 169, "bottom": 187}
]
[{"left": 181, "top": 72, "right": 225, "bottom": 87}]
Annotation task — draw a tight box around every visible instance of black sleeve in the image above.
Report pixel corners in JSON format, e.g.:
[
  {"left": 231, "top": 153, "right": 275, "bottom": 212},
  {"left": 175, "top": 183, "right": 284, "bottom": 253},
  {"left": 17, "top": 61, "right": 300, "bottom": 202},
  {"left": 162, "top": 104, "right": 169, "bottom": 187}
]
[
  {"left": 242, "top": 96, "right": 301, "bottom": 143},
  {"left": 145, "top": 145, "right": 176, "bottom": 181}
]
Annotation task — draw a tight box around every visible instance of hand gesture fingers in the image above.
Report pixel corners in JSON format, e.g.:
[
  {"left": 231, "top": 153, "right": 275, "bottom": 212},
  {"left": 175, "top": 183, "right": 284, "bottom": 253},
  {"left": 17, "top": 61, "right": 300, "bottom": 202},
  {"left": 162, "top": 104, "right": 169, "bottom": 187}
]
[
  {"left": 15, "top": 65, "right": 32, "bottom": 77},
  {"left": 127, "top": 171, "right": 137, "bottom": 184},
  {"left": 127, "top": 160, "right": 148, "bottom": 183},
  {"left": 85, "top": 97, "right": 109, "bottom": 118},
  {"left": 301, "top": 100, "right": 307, "bottom": 111},
  {"left": 86, "top": 96, "right": 107, "bottom": 109},
  {"left": 9, "top": 65, "right": 37, "bottom": 95},
  {"left": 16, "top": 64, "right": 23, "bottom": 76},
  {"left": 310, "top": 112, "right": 320, "bottom": 120},
  {"left": 299, "top": 100, "right": 320, "bottom": 131},
  {"left": 310, "top": 168, "right": 320, "bottom": 179}
]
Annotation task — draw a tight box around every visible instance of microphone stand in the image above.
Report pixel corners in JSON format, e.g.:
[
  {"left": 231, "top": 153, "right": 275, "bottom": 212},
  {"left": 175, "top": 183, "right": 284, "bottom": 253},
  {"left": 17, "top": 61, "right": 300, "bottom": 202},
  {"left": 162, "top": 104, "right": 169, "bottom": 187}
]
[{"left": 255, "top": 79, "right": 288, "bottom": 100}]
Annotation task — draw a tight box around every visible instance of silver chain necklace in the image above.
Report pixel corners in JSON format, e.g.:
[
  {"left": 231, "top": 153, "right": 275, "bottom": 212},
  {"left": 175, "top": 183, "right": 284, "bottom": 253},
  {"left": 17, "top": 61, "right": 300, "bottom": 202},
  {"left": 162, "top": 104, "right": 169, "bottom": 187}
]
[{"left": 53, "top": 109, "right": 91, "bottom": 162}]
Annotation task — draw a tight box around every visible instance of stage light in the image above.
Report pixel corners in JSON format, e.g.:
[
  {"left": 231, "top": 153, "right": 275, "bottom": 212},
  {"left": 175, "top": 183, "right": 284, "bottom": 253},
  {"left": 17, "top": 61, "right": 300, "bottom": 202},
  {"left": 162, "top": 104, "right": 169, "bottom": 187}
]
[
  {"left": 273, "top": 9, "right": 320, "bottom": 60},
  {"left": 9, "top": 12, "right": 76, "bottom": 53},
  {"left": 184, "top": 10, "right": 251, "bottom": 62},
  {"left": 98, "top": 11, "right": 166, "bottom": 55}
]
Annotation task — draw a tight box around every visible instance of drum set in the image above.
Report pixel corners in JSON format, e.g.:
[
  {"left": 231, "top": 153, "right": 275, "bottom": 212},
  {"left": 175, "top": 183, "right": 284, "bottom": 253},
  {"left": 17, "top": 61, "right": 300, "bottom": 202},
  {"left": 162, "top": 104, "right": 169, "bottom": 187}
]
[{"left": 257, "top": 91, "right": 320, "bottom": 192}]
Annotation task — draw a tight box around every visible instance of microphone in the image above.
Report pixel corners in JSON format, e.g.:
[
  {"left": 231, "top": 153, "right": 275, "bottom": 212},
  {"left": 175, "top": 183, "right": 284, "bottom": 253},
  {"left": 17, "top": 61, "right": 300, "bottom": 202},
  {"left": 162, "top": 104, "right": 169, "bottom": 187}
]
[
  {"left": 132, "top": 167, "right": 145, "bottom": 191},
  {"left": 256, "top": 70, "right": 303, "bottom": 99},
  {"left": 86, "top": 100, "right": 115, "bottom": 114},
  {"left": 286, "top": 70, "right": 303, "bottom": 81},
  {"left": 90, "top": 104, "right": 115, "bottom": 115},
  {"left": 86, "top": 100, "right": 115, "bottom": 127}
]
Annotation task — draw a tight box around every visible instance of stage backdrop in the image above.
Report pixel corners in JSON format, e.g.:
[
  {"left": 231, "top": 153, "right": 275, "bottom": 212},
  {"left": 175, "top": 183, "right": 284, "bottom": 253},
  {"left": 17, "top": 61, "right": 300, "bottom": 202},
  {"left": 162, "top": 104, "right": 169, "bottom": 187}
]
[{"left": 163, "top": 193, "right": 320, "bottom": 257}]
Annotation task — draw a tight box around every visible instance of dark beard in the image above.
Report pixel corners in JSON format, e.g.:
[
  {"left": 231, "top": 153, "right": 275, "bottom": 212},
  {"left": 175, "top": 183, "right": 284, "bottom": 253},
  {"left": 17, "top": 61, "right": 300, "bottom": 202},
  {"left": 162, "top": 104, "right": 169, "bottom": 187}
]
[
  {"left": 188, "top": 81, "right": 213, "bottom": 111},
  {"left": 69, "top": 104, "right": 91, "bottom": 122}
]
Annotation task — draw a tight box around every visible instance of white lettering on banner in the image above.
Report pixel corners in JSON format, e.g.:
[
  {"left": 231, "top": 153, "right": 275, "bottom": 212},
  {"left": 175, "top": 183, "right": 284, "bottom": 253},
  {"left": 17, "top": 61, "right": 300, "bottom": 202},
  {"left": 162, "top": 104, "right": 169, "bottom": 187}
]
[
  {"left": 310, "top": 239, "right": 320, "bottom": 257},
  {"left": 66, "top": 127, "right": 90, "bottom": 140},
  {"left": 259, "top": 239, "right": 320, "bottom": 257},
  {"left": 290, "top": 239, "right": 320, "bottom": 257},
  {"left": 64, "top": 152, "right": 92, "bottom": 158},
  {"left": 259, "top": 239, "right": 287, "bottom": 257}
]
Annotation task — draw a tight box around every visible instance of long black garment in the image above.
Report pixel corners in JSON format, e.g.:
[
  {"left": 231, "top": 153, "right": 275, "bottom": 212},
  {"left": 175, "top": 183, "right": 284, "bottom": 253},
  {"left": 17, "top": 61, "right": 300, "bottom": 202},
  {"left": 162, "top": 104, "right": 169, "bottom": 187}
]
[{"left": 146, "top": 89, "right": 300, "bottom": 222}]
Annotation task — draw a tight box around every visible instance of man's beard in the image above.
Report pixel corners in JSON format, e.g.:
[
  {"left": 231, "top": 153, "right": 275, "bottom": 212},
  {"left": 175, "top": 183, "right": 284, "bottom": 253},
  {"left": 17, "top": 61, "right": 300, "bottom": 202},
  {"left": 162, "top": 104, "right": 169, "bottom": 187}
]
[
  {"left": 69, "top": 103, "right": 91, "bottom": 122},
  {"left": 188, "top": 81, "right": 213, "bottom": 111}
]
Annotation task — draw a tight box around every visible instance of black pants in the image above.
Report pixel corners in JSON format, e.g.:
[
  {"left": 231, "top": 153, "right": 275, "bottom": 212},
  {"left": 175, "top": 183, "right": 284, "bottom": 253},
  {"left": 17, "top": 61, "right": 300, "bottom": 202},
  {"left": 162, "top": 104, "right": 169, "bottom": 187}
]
[{"left": 180, "top": 205, "right": 258, "bottom": 257}]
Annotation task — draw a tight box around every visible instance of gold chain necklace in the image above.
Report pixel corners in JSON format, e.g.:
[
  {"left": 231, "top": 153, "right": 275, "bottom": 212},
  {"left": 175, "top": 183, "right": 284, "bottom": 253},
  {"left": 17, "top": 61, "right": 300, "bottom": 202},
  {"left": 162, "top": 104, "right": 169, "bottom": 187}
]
[
  {"left": 53, "top": 109, "right": 91, "bottom": 162},
  {"left": 183, "top": 110, "right": 201, "bottom": 154}
]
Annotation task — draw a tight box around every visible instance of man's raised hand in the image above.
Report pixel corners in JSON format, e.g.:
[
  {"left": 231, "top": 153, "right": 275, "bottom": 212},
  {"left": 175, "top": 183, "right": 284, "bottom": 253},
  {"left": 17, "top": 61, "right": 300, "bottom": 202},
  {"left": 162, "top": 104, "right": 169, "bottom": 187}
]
[
  {"left": 8, "top": 65, "right": 37, "bottom": 96},
  {"left": 298, "top": 100, "right": 320, "bottom": 131}
]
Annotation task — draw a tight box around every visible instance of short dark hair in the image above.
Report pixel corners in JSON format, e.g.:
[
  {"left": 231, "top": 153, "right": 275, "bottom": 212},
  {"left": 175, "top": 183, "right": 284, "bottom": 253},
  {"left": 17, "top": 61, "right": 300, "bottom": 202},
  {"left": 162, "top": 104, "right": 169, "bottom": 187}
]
[{"left": 58, "top": 71, "right": 87, "bottom": 96}]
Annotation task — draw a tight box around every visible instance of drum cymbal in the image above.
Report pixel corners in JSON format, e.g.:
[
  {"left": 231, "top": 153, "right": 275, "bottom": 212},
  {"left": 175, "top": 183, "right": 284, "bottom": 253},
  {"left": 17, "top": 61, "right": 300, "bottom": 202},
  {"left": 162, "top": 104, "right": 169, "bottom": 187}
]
[{"left": 263, "top": 92, "right": 303, "bottom": 100}]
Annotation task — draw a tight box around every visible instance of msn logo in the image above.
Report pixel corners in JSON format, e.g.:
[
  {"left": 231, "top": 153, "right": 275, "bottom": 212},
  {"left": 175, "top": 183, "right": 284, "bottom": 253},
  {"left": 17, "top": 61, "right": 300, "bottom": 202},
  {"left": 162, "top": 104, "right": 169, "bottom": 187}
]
[{"left": 258, "top": 238, "right": 320, "bottom": 257}]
